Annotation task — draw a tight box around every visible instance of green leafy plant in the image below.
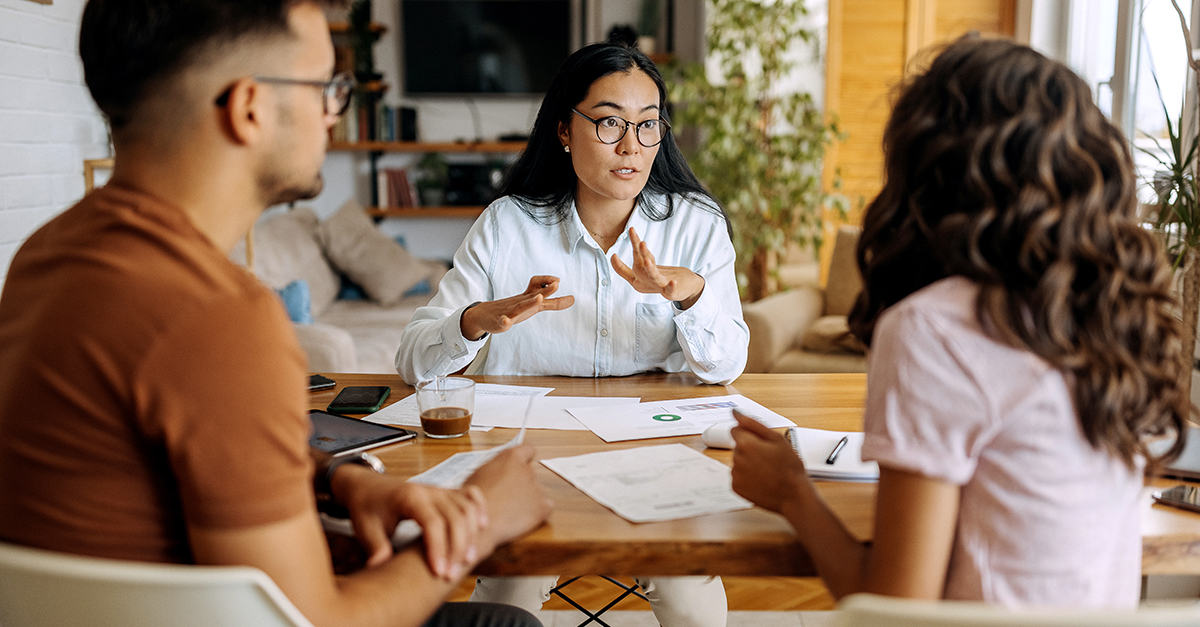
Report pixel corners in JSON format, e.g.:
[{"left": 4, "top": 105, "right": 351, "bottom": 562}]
[
  {"left": 668, "top": 0, "right": 845, "bottom": 301},
  {"left": 415, "top": 153, "right": 449, "bottom": 187},
  {"left": 1142, "top": 0, "right": 1200, "bottom": 400}
]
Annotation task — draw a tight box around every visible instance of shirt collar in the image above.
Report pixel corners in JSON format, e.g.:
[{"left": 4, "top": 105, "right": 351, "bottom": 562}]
[{"left": 563, "top": 195, "right": 658, "bottom": 255}]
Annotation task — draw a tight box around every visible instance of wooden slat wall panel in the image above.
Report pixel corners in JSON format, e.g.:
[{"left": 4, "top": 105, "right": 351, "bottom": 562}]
[{"left": 819, "top": 0, "right": 1016, "bottom": 284}]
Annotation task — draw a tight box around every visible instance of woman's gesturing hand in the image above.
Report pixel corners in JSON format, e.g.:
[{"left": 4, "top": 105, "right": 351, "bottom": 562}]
[
  {"left": 610, "top": 227, "right": 705, "bottom": 309},
  {"left": 459, "top": 276, "right": 575, "bottom": 341}
]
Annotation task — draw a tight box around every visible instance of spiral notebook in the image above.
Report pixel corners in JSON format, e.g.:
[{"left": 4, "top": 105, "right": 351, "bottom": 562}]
[{"left": 785, "top": 427, "right": 879, "bottom": 482}]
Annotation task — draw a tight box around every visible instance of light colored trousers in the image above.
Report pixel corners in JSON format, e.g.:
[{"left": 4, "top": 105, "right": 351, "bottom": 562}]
[{"left": 469, "top": 575, "right": 727, "bottom": 627}]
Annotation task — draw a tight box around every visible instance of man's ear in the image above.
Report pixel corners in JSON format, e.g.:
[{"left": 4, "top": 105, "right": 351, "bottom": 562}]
[{"left": 217, "top": 78, "right": 268, "bottom": 146}]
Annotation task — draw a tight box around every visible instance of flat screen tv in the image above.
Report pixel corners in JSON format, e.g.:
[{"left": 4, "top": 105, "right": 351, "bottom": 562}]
[{"left": 402, "top": 0, "right": 571, "bottom": 96}]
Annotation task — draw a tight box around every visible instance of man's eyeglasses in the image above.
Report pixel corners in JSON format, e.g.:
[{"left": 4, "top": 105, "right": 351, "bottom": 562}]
[
  {"left": 215, "top": 72, "right": 355, "bottom": 118},
  {"left": 572, "top": 108, "right": 670, "bottom": 148}
]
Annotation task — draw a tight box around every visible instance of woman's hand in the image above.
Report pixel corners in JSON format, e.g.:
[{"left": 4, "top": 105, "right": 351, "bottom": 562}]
[
  {"left": 729, "top": 410, "right": 810, "bottom": 514},
  {"left": 610, "top": 227, "right": 705, "bottom": 309},
  {"left": 330, "top": 465, "right": 488, "bottom": 579},
  {"left": 459, "top": 276, "right": 575, "bottom": 341}
]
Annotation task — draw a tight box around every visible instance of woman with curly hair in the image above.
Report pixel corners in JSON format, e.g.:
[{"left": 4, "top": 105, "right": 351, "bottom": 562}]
[{"left": 730, "top": 35, "right": 1190, "bottom": 607}]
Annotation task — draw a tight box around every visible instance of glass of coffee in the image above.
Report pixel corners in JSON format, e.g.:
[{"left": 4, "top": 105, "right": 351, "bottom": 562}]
[{"left": 416, "top": 376, "right": 474, "bottom": 438}]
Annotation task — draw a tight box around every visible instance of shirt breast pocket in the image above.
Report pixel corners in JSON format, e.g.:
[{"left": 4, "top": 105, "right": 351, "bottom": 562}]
[{"left": 635, "top": 302, "right": 680, "bottom": 363}]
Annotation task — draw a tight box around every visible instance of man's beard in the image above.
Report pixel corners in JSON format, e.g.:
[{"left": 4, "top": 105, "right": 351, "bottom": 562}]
[{"left": 258, "top": 167, "right": 324, "bottom": 207}]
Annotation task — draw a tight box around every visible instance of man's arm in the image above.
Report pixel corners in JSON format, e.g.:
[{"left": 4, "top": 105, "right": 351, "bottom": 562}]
[{"left": 189, "top": 446, "right": 551, "bottom": 627}]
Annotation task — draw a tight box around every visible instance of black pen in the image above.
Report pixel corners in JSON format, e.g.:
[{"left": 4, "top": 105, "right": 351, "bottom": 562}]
[{"left": 826, "top": 436, "right": 849, "bottom": 465}]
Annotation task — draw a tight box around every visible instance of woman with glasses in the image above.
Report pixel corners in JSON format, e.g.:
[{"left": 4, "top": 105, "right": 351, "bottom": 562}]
[{"left": 395, "top": 41, "right": 745, "bottom": 626}]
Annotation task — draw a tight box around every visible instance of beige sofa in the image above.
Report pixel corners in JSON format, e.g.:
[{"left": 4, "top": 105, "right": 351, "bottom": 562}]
[
  {"left": 233, "top": 202, "right": 447, "bottom": 374},
  {"left": 743, "top": 226, "right": 867, "bottom": 373}
]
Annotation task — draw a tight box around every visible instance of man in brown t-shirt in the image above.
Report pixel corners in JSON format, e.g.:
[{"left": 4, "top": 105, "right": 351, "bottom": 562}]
[{"left": 0, "top": 2, "right": 550, "bottom": 626}]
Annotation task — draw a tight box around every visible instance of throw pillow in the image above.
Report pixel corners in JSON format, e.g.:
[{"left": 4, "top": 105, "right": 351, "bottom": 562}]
[
  {"left": 798, "top": 316, "right": 867, "bottom": 354},
  {"left": 276, "top": 280, "right": 314, "bottom": 324},
  {"left": 317, "top": 200, "right": 429, "bottom": 305}
]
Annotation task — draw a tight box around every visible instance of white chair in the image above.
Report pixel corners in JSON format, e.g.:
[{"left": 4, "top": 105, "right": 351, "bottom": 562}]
[
  {"left": 0, "top": 541, "right": 313, "bottom": 627},
  {"left": 835, "top": 593, "right": 1200, "bottom": 627}
]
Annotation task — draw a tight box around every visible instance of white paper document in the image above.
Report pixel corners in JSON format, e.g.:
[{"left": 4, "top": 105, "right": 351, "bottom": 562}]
[
  {"left": 541, "top": 444, "right": 752, "bottom": 522},
  {"left": 520, "top": 396, "right": 642, "bottom": 430},
  {"left": 362, "top": 383, "right": 554, "bottom": 431},
  {"left": 407, "top": 435, "right": 526, "bottom": 489},
  {"left": 566, "top": 394, "right": 795, "bottom": 442}
]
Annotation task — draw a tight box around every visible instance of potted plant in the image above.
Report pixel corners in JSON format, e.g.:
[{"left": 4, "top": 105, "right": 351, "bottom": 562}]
[
  {"left": 1144, "top": 0, "right": 1200, "bottom": 401},
  {"left": 669, "top": 0, "right": 845, "bottom": 301},
  {"left": 415, "top": 152, "right": 449, "bottom": 207}
]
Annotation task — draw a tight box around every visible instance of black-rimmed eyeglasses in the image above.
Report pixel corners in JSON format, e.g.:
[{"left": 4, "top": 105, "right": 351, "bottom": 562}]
[
  {"left": 215, "top": 72, "right": 355, "bottom": 118},
  {"left": 572, "top": 108, "right": 670, "bottom": 147}
]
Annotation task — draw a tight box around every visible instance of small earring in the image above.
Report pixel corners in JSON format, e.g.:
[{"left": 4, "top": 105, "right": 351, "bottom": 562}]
[{"left": 563, "top": 145, "right": 570, "bottom": 153}]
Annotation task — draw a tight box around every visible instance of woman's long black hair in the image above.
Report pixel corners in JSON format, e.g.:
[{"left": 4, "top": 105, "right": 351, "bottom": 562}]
[{"left": 499, "top": 41, "right": 726, "bottom": 226}]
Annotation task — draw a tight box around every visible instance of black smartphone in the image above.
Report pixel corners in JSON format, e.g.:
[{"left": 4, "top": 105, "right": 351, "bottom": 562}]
[
  {"left": 309, "top": 410, "right": 415, "bottom": 455},
  {"left": 1153, "top": 485, "right": 1200, "bottom": 514},
  {"left": 326, "top": 385, "right": 391, "bottom": 414},
  {"left": 308, "top": 374, "right": 336, "bottom": 391}
]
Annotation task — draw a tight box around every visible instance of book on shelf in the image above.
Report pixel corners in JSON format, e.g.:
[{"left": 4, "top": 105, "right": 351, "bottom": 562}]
[
  {"left": 377, "top": 168, "right": 417, "bottom": 209},
  {"left": 785, "top": 427, "right": 879, "bottom": 482}
]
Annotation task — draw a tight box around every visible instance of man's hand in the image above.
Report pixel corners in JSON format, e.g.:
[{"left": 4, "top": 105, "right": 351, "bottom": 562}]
[
  {"left": 610, "top": 228, "right": 705, "bottom": 309},
  {"left": 729, "top": 410, "right": 809, "bottom": 514},
  {"left": 463, "top": 444, "right": 552, "bottom": 551},
  {"left": 331, "top": 465, "right": 486, "bottom": 579},
  {"left": 459, "top": 276, "right": 575, "bottom": 341}
]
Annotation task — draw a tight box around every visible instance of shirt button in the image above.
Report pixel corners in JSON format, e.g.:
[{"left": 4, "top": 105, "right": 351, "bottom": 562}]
[
  {"left": 454, "top": 344, "right": 461, "bottom": 351},
  {"left": 600, "top": 329, "right": 609, "bottom": 337},
  {"left": 601, "top": 278, "right": 609, "bottom": 286}
]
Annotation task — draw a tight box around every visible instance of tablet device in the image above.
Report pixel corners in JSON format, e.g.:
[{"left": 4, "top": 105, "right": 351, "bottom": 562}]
[
  {"left": 1151, "top": 425, "right": 1200, "bottom": 482},
  {"left": 309, "top": 409, "right": 416, "bottom": 456}
]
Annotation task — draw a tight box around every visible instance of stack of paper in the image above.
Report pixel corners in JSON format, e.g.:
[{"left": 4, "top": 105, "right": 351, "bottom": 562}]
[
  {"left": 540, "top": 444, "right": 752, "bottom": 522},
  {"left": 785, "top": 427, "right": 879, "bottom": 482}
]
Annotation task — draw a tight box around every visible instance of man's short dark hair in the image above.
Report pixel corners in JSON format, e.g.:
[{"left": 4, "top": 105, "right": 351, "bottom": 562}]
[{"left": 80, "top": 0, "right": 346, "bottom": 130}]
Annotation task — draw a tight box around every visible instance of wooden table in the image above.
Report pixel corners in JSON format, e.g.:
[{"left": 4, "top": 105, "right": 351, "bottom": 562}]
[{"left": 310, "top": 372, "right": 1200, "bottom": 577}]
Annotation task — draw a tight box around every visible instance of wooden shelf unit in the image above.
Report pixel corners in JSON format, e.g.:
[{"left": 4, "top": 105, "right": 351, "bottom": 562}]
[
  {"left": 329, "top": 141, "right": 526, "bottom": 154},
  {"left": 331, "top": 140, "right": 525, "bottom": 217},
  {"left": 365, "top": 206, "right": 486, "bottom": 219}
]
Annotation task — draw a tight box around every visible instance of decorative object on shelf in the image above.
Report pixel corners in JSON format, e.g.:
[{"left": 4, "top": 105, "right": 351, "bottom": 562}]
[
  {"left": 1143, "top": 0, "right": 1200, "bottom": 401},
  {"left": 348, "top": 0, "right": 382, "bottom": 83},
  {"left": 414, "top": 153, "right": 450, "bottom": 207},
  {"left": 637, "top": 0, "right": 661, "bottom": 53},
  {"left": 669, "top": 0, "right": 845, "bottom": 301}
]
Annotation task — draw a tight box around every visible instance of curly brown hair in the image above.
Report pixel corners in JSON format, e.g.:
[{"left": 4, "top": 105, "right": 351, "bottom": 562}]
[{"left": 847, "top": 35, "right": 1189, "bottom": 469}]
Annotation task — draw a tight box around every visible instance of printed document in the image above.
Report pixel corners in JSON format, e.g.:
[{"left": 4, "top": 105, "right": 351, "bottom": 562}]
[
  {"left": 363, "top": 383, "right": 553, "bottom": 431},
  {"left": 566, "top": 394, "right": 794, "bottom": 442},
  {"left": 540, "top": 444, "right": 753, "bottom": 522}
]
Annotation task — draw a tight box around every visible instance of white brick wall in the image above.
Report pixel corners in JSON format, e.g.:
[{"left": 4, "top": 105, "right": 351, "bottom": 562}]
[{"left": 0, "top": 0, "right": 109, "bottom": 287}]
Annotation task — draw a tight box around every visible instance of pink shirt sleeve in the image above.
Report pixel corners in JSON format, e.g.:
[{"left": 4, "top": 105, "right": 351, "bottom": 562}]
[{"left": 860, "top": 299, "right": 1004, "bottom": 485}]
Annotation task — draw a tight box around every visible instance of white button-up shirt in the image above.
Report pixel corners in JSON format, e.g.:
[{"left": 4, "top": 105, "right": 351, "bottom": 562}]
[{"left": 395, "top": 194, "right": 749, "bottom": 385}]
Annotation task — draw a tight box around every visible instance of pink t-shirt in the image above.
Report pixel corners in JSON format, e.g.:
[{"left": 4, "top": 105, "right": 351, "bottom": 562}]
[{"left": 861, "top": 276, "right": 1143, "bottom": 608}]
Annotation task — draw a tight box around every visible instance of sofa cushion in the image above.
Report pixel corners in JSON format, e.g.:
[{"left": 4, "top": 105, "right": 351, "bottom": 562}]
[
  {"left": 275, "top": 280, "right": 314, "bottom": 324},
  {"left": 798, "top": 315, "right": 867, "bottom": 354},
  {"left": 824, "top": 225, "right": 863, "bottom": 317},
  {"left": 317, "top": 200, "right": 436, "bottom": 306},
  {"left": 239, "top": 207, "right": 340, "bottom": 315}
]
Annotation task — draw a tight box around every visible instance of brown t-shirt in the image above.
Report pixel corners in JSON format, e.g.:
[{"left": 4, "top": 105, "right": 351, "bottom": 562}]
[{"left": 0, "top": 184, "right": 313, "bottom": 563}]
